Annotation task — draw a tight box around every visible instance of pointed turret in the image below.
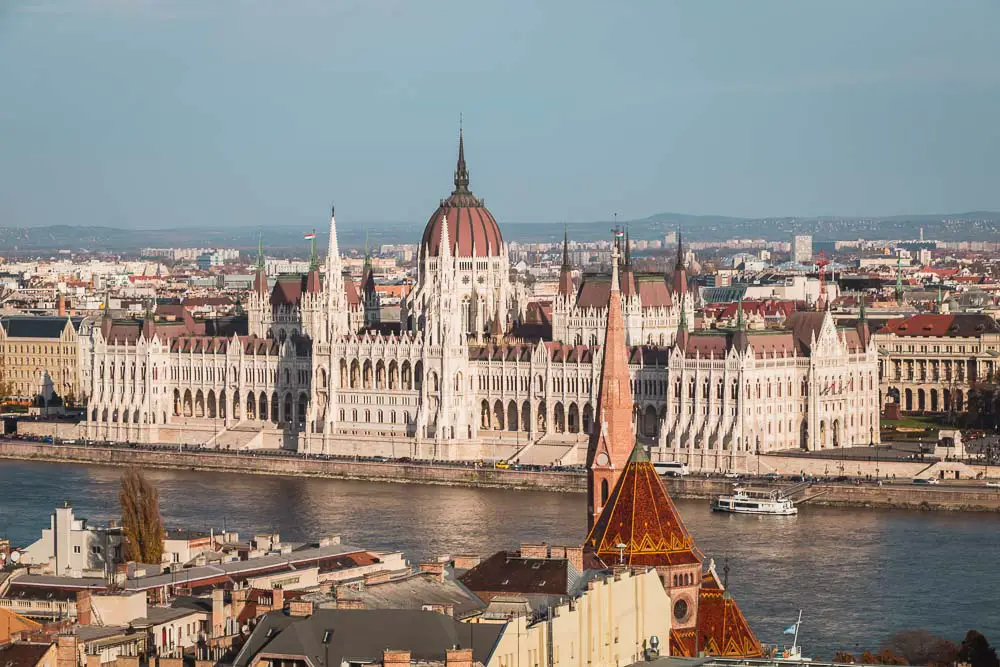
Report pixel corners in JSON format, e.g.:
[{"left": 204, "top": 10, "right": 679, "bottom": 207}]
[
  {"left": 362, "top": 234, "right": 379, "bottom": 326},
  {"left": 305, "top": 229, "right": 321, "bottom": 294},
  {"left": 856, "top": 295, "right": 870, "bottom": 350},
  {"left": 558, "top": 226, "right": 574, "bottom": 298},
  {"left": 895, "top": 255, "right": 904, "bottom": 305},
  {"left": 453, "top": 124, "right": 470, "bottom": 195},
  {"left": 253, "top": 233, "right": 268, "bottom": 297},
  {"left": 732, "top": 293, "right": 749, "bottom": 353},
  {"left": 586, "top": 239, "right": 635, "bottom": 529},
  {"left": 676, "top": 297, "right": 690, "bottom": 351},
  {"left": 323, "top": 205, "right": 349, "bottom": 337},
  {"left": 141, "top": 299, "right": 156, "bottom": 341},
  {"left": 672, "top": 227, "right": 688, "bottom": 296}
]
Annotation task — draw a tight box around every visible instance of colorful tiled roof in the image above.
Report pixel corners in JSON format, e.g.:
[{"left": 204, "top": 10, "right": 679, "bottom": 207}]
[
  {"left": 670, "top": 586, "right": 763, "bottom": 658},
  {"left": 585, "top": 445, "right": 701, "bottom": 567}
]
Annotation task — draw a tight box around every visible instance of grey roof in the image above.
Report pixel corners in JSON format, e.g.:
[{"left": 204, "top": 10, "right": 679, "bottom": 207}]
[
  {"left": 1, "top": 316, "right": 83, "bottom": 338},
  {"left": 314, "top": 570, "right": 486, "bottom": 619},
  {"left": 131, "top": 605, "right": 206, "bottom": 627},
  {"left": 124, "top": 542, "right": 365, "bottom": 591},
  {"left": 235, "top": 609, "right": 503, "bottom": 667},
  {"left": 170, "top": 595, "right": 213, "bottom": 613},
  {"left": 9, "top": 575, "right": 107, "bottom": 589},
  {"left": 76, "top": 625, "right": 129, "bottom": 642}
]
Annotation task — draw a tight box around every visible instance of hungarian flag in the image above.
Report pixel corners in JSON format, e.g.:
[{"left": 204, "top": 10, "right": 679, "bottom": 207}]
[{"left": 304, "top": 231, "right": 316, "bottom": 240}]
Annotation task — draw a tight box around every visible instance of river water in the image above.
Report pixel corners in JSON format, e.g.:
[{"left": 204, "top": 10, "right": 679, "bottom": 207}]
[{"left": 1, "top": 460, "right": 997, "bottom": 658}]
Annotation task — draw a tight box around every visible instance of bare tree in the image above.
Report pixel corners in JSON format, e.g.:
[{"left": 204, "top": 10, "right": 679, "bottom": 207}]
[{"left": 119, "top": 467, "right": 164, "bottom": 564}]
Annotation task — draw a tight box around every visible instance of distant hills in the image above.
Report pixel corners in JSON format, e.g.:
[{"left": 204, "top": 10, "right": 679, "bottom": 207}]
[{"left": 1, "top": 211, "right": 998, "bottom": 255}]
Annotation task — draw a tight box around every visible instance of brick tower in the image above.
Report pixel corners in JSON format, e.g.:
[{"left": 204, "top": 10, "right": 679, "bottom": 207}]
[{"left": 586, "top": 239, "right": 636, "bottom": 529}]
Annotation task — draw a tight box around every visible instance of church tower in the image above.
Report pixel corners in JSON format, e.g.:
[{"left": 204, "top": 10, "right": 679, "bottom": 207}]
[
  {"left": 586, "top": 240, "right": 636, "bottom": 529},
  {"left": 247, "top": 234, "right": 271, "bottom": 337}
]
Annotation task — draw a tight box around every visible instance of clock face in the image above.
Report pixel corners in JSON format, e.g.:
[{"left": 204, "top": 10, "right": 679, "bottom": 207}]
[{"left": 596, "top": 452, "right": 609, "bottom": 466}]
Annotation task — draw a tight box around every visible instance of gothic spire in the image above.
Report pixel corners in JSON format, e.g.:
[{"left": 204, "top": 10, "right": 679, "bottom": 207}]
[
  {"left": 558, "top": 225, "right": 574, "bottom": 298},
  {"left": 586, "top": 238, "right": 635, "bottom": 529},
  {"left": 453, "top": 122, "right": 470, "bottom": 194},
  {"left": 562, "top": 225, "right": 570, "bottom": 269},
  {"left": 308, "top": 229, "right": 318, "bottom": 270},
  {"left": 256, "top": 233, "right": 265, "bottom": 270}
]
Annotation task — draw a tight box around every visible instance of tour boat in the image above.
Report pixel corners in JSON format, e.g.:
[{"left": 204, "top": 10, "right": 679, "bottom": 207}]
[{"left": 711, "top": 485, "right": 798, "bottom": 515}]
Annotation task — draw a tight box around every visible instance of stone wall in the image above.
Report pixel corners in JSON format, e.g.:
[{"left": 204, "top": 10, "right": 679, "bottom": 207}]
[{"left": 4, "top": 441, "right": 1000, "bottom": 512}]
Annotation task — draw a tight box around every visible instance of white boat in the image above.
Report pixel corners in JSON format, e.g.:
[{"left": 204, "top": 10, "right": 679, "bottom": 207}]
[{"left": 712, "top": 485, "right": 798, "bottom": 515}]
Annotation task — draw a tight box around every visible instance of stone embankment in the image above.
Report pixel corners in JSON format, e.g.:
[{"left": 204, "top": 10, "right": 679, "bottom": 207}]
[{"left": 3, "top": 441, "right": 1000, "bottom": 511}]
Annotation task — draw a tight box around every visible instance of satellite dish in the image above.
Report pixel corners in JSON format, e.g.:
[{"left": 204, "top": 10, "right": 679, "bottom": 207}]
[{"left": 9, "top": 551, "right": 21, "bottom": 563}]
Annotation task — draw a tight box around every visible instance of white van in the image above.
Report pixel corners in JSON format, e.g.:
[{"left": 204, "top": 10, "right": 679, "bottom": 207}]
[{"left": 653, "top": 461, "right": 689, "bottom": 477}]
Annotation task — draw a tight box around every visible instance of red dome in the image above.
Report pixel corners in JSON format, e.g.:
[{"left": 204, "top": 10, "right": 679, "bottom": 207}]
[{"left": 421, "top": 129, "right": 504, "bottom": 258}]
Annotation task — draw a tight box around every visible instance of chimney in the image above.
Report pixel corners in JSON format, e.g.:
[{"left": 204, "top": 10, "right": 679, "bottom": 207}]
[
  {"left": 364, "top": 570, "right": 392, "bottom": 586},
  {"left": 418, "top": 562, "right": 445, "bottom": 583},
  {"left": 446, "top": 648, "right": 474, "bottom": 667},
  {"left": 75, "top": 590, "right": 93, "bottom": 626},
  {"left": 115, "top": 657, "right": 138, "bottom": 667},
  {"left": 288, "top": 600, "right": 314, "bottom": 617},
  {"left": 422, "top": 603, "right": 454, "bottom": 617},
  {"left": 565, "top": 546, "right": 584, "bottom": 573},
  {"left": 452, "top": 555, "right": 481, "bottom": 571},
  {"left": 231, "top": 587, "right": 248, "bottom": 620},
  {"left": 519, "top": 543, "right": 548, "bottom": 559},
  {"left": 271, "top": 587, "right": 284, "bottom": 611},
  {"left": 336, "top": 598, "right": 365, "bottom": 610},
  {"left": 211, "top": 589, "right": 225, "bottom": 637},
  {"left": 549, "top": 546, "right": 567, "bottom": 560},
  {"left": 382, "top": 649, "right": 411, "bottom": 667},
  {"left": 86, "top": 654, "right": 101, "bottom": 667},
  {"left": 57, "top": 293, "right": 67, "bottom": 317},
  {"left": 57, "top": 635, "right": 79, "bottom": 667}
]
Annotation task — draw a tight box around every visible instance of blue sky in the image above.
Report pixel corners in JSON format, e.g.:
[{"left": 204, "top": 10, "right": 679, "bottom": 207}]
[{"left": 0, "top": 0, "right": 998, "bottom": 229}]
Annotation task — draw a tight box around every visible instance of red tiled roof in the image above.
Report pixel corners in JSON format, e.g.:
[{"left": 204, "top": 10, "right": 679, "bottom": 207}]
[
  {"left": 878, "top": 313, "right": 1000, "bottom": 337},
  {"left": 670, "top": 586, "right": 763, "bottom": 658},
  {"left": 422, "top": 204, "right": 503, "bottom": 258},
  {"left": 585, "top": 446, "right": 701, "bottom": 568},
  {"left": 577, "top": 274, "right": 674, "bottom": 309},
  {"left": 458, "top": 550, "right": 573, "bottom": 599}
]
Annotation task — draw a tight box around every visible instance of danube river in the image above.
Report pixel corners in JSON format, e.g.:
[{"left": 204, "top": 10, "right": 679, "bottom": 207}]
[{"left": 1, "top": 461, "right": 998, "bottom": 657}]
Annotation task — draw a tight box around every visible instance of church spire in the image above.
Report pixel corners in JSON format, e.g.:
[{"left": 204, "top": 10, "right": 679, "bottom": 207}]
[
  {"left": 587, "top": 238, "right": 635, "bottom": 529},
  {"left": 558, "top": 225, "right": 574, "bottom": 298},
  {"left": 308, "top": 229, "right": 318, "bottom": 270},
  {"left": 453, "top": 120, "right": 470, "bottom": 194},
  {"left": 253, "top": 233, "right": 268, "bottom": 296},
  {"left": 672, "top": 226, "right": 688, "bottom": 295}
]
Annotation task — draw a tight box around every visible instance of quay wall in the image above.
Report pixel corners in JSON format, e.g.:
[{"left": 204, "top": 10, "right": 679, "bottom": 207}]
[{"left": 3, "top": 441, "right": 1000, "bottom": 512}]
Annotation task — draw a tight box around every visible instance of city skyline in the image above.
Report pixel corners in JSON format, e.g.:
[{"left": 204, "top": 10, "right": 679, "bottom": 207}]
[{"left": 1, "top": 0, "right": 999, "bottom": 229}]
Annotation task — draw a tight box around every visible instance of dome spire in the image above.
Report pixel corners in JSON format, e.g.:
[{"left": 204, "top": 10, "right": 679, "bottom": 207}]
[{"left": 454, "top": 116, "right": 470, "bottom": 194}]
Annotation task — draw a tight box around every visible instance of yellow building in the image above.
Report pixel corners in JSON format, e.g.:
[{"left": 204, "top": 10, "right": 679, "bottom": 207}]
[
  {"left": 487, "top": 568, "right": 671, "bottom": 667},
  {"left": 0, "top": 316, "right": 85, "bottom": 404}
]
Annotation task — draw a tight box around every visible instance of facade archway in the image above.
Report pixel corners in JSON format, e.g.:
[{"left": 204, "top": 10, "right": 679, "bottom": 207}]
[
  {"left": 642, "top": 405, "right": 658, "bottom": 437},
  {"left": 493, "top": 400, "right": 504, "bottom": 430},
  {"left": 904, "top": 388, "right": 913, "bottom": 411},
  {"left": 568, "top": 403, "right": 580, "bottom": 434},
  {"left": 521, "top": 402, "right": 531, "bottom": 433},
  {"left": 832, "top": 419, "right": 841, "bottom": 447},
  {"left": 554, "top": 402, "right": 565, "bottom": 433},
  {"left": 507, "top": 401, "right": 518, "bottom": 432},
  {"left": 583, "top": 403, "right": 594, "bottom": 434}
]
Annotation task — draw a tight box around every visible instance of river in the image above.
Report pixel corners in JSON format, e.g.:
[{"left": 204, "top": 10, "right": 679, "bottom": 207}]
[{"left": 1, "top": 460, "right": 997, "bottom": 658}]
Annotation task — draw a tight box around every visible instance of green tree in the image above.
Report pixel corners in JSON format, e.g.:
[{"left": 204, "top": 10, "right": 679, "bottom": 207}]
[
  {"left": 959, "top": 631, "right": 999, "bottom": 667},
  {"left": 119, "top": 467, "right": 164, "bottom": 564}
]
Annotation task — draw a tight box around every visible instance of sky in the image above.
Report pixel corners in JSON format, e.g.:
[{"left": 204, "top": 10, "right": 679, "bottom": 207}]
[{"left": 0, "top": 0, "right": 998, "bottom": 230}]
